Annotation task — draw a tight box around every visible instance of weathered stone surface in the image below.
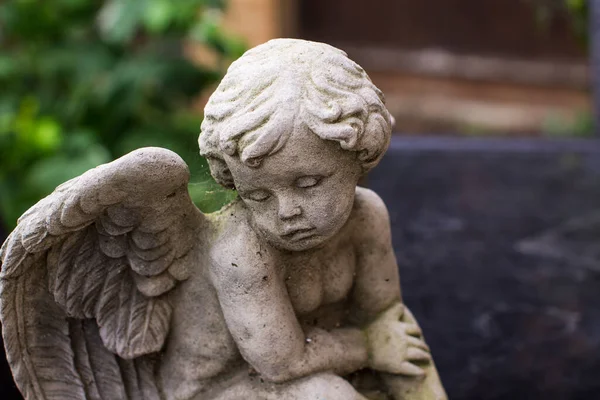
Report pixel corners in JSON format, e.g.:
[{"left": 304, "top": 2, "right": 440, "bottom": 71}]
[{"left": 369, "top": 137, "right": 600, "bottom": 400}]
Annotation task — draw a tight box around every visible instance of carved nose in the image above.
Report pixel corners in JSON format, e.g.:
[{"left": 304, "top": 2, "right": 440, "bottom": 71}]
[{"left": 279, "top": 204, "right": 302, "bottom": 220}]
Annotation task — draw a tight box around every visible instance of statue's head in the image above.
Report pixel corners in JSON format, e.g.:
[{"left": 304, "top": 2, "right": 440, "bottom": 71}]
[{"left": 199, "top": 38, "right": 392, "bottom": 251}]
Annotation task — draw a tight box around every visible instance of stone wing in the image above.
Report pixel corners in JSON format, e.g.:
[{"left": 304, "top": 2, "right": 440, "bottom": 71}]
[{"left": 0, "top": 147, "right": 205, "bottom": 400}]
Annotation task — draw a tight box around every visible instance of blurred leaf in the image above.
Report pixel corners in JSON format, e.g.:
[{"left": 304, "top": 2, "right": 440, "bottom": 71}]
[
  {"left": 188, "top": 181, "right": 238, "bottom": 213},
  {"left": 542, "top": 110, "right": 594, "bottom": 137},
  {"left": 0, "top": 55, "right": 17, "bottom": 78},
  {"left": 26, "top": 144, "right": 111, "bottom": 193},
  {"left": 31, "top": 117, "right": 62, "bottom": 151},
  {"left": 531, "top": 0, "right": 589, "bottom": 46},
  {"left": 97, "top": 0, "right": 145, "bottom": 43},
  {"left": 566, "top": 0, "right": 585, "bottom": 12},
  {"left": 143, "top": 0, "right": 172, "bottom": 33}
]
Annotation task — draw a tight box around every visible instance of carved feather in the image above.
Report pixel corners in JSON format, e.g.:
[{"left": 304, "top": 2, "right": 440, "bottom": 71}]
[
  {"left": 94, "top": 261, "right": 172, "bottom": 359},
  {"left": 0, "top": 258, "right": 87, "bottom": 400},
  {"left": 70, "top": 320, "right": 110, "bottom": 400},
  {"left": 70, "top": 319, "right": 130, "bottom": 400},
  {"left": 116, "top": 357, "right": 160, "bottom": 400}
]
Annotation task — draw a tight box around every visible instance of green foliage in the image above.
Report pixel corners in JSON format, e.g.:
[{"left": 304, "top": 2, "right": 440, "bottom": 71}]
[
  {"left": 532, "top": 0, "right": 589, "bottom": 46},
  {"left": 0, "top": 0, "right": 243, "bottom": 230},
  {"left": 565, "top": 0, "right": 588, "bottom": 45},
  {"left": 542, "top": 109, "right": 594, "bottom": 137}
]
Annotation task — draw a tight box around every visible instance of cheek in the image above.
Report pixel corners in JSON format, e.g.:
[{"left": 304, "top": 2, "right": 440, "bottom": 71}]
[
  {"left": 304, "top": 185, "right": 355, "bottom": 231},
  {"left": 247, "top": 203, "right": 277, "bottom": 230}
]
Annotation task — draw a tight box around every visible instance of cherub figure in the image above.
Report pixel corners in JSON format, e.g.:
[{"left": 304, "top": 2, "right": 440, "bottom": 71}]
[{"left": 0, "top": 39, "right": 446, "bottom": 400}]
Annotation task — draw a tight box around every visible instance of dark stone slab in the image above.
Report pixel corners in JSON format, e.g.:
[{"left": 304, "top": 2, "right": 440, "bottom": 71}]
[
  {"left": 591, "top": 0, "right": 600, "bottom": 134},
  {"left": 368, "top": 137, "right": 600, "bottom": 400}
]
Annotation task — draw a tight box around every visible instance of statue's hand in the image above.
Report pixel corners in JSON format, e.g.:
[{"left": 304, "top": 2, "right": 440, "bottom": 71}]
[{"left": 365, "top": 303, "right": 431, "bottom": 377}]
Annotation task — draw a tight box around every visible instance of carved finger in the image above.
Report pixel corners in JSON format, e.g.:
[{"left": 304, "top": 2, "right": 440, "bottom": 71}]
[
  {"left": 385, "top": 303, "right": 405, "bottom": 320},
  {"left": 403, "top": 323, "right": 423, "bottom": 337},
  {"left": 407, "top": 336, "right": 430, "bottom": 352},
  {"left": 401, "top": 306, "right": 418, "bottom": 324},
  {"left": 406, "top": 347, "right": 432, "bottom": 362},
  {"left": 396, "top": 361, "right": 426, "bottom": 377}
]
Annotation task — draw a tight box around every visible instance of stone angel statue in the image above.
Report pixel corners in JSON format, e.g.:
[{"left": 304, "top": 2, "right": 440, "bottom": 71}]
[{"left": 0, "top": 39, "right": 447, "bottom": 400}]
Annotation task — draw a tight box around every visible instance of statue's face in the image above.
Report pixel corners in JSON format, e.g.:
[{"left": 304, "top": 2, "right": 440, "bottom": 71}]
[{"left": 225, "top": 126, "right": 361, "bottom": 251}]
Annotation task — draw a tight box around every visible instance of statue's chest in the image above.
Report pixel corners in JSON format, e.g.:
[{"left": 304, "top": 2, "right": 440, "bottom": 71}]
[{"left": 284, "top": 245, "right": 356, "bottom": 315}]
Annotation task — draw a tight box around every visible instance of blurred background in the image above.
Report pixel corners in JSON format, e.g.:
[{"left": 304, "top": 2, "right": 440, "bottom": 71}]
[
  {"left": 300, "top": 0, "right": 590, "bottom": 136},
  {"left": 1, "top": 0, "right": 600, "bottom": 399}
]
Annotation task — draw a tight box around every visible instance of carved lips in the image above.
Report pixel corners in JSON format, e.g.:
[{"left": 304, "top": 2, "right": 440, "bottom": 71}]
[{"left": 280, "top": 227, "right": 317, "bottom": 242}]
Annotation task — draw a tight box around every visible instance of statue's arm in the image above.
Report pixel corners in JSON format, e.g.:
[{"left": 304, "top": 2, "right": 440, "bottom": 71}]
[
  {"left": 351, "top": 188, "right": 433, "bottom": 373},
  {"left": 351, "top": 188, "right": 448, "bottom": 399},
  {"left": 351, "top": 187, "right": 403, "bottom": 321},
  {"left": 211, "top": 239, "right": 367, "bottom": 383}
]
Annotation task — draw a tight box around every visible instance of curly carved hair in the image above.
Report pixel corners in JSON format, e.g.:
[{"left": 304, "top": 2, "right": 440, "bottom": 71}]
[{"left": 199, "top": 38, "right": 392, "bottom": 189}]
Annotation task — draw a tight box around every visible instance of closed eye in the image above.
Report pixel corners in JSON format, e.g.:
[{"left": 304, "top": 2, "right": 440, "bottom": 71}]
[
  {"left": 244, "top": 190, "right": 271, "bottom": 202},
  {"left": 295, "top": 176, "right": 323, "bottom": 189}
]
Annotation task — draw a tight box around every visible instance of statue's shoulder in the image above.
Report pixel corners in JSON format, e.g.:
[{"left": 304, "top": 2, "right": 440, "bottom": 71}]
[
  {"left": 206, "top": 199, "right": 268, "bottom": 276},
  {"left": 352, "top": 187, "right": 390, "bottom": 225},
  {"left": 349, "top": 187, "right": 392, "bottom": 244}
]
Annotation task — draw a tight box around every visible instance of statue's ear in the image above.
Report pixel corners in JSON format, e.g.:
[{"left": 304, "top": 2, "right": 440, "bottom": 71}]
[{"left": 207, "top": 156, "right": 235, "bottom": 189}]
